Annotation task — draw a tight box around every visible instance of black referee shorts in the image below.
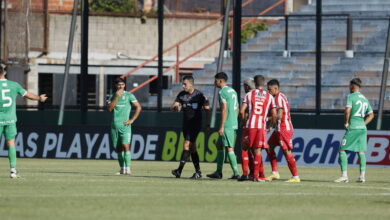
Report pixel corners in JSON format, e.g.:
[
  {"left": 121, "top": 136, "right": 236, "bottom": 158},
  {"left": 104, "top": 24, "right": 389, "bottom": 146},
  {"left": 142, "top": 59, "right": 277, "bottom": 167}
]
[{"left": 183, "top": 124, "right": 201, "bottom": 143}]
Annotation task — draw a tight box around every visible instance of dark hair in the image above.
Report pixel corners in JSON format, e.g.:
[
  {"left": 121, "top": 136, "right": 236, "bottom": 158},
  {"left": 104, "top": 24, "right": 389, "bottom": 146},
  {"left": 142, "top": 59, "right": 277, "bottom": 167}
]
[
  {"left": 214, "top": 72, "right": 228, "bottom": 81},
  {"left": 350, "top": 78, "right": 362, "bottom": 88},
  {"left": 115, "top": 77, "right": 126, "bottom": 85},
  {"left": 254, "top": 75, "right": 265, "bottom": 87},
  {"left": 267, "top": 79, "right": 280, "bottom": 87},
  {"left": 182, "top": 75, "right": 194, "bottom": 84},
  {"left": 0, "top": 61, "right": 7, "bottom": 75}
]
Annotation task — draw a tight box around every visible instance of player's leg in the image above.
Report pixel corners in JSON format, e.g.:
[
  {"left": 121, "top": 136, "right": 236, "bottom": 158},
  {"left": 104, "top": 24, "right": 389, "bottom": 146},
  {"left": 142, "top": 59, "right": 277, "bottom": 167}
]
[
  {"left": 172, "top": 127, "right": 191, "bottom": 178},
  {"left": 4, "top": 124, "right": 19, "bottom": 178},
  {"left": 283, "top": 149, "right": 300, "bottom": 182},
  {"left": 265, "top": 131, "right": 280, "bottom": 181},
  {"left": 224, "top": 129, "right": 239, "bottom": 179},
  {"left": 252, "top": 129, "right": 265, "bottom": 182},
  {"left": 239, "top": 129, "right": 251, "bottom": 181},
  {"left": 122, "top": 126, "right": 132, "bottom": 175},
  {"left": 112, "top": 127, "right": 125, "bottom": 175},
  {"left": 206, "top": 137, "right": 225, "bottom": 179},
  {"left": 335, "top": 130, "right": 358, "bottom": 182},
  {"left": 357, "top": 130, "right": 367, "bottom": 183},
  {"left": 189, "top": 142, "right": 202, "bottom": 179}
]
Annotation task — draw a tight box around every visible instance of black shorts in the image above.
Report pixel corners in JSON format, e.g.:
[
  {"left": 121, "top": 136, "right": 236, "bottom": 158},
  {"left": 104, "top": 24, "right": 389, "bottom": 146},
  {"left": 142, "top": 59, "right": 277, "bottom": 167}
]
[{"left": 183, "top": 124, "right": 201, "bottom": 142}]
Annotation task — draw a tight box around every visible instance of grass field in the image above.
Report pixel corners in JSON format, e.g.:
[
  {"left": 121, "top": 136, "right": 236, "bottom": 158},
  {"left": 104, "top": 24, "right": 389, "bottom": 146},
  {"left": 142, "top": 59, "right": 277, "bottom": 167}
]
[{"left": 0, "top": 158, "right": 390, "bottom": 220}]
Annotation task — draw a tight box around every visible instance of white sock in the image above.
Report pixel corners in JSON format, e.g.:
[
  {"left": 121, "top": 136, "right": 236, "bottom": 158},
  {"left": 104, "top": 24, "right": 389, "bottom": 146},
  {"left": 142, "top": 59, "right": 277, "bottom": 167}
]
[
  {"left": 342, "top": 171, "right": 348, "bottom": 177},
  {"left": 10, "top": 168, "right": 17, "bottom": 173},
  {"left": 293, "top": 176, "right": 299, "bottom": 179},
  {"left": 272, "top": 171, "right": 279, "bottom": 174},
  {"left": 360, "top": 171, "right": 365, "bottom": 179}
]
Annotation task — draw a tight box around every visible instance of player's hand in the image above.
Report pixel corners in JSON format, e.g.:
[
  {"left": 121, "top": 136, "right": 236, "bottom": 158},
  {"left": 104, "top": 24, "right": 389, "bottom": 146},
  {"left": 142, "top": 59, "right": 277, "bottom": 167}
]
[
  {"left": 172, "top": 104, "right": 181, "bottom": 112},
  {"left": 39, "top": 94, "right": 48, "bottom": 102},
  {"left": 124, "top": 119, "right": 134, "bottom": 126},
  {"left": 218, "top": 127, "right": 224, "bottom": 136},
  {"left": 344, "top": 123, "right": 349, "bottom": 129},
  {"left": 115, "top": 88, "right": 124, "bottom": 98}
]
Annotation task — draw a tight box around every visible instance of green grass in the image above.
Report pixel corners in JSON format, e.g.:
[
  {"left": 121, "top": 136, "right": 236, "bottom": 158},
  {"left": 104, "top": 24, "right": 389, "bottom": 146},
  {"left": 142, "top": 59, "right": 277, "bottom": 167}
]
[{"left": 0, "top": 158, "right": 390, "bottom": 220}]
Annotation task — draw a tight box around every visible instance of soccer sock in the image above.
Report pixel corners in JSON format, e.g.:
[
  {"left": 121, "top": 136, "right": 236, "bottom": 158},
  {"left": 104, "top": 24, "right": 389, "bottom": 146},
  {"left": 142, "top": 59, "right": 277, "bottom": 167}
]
[
  {"left": 124, "top": 151, "right": 131, "bottom": 168},
  {"left": 227, "top": 151, "right": 239, "bottom": 176},
  {"left": 258, "top": 153, "right": 265, "bottom": 179},
  {"left": 216, "top": 150, "right": 225, "bottom": 173},
  {"left": 339, "top": 151, "right": 348, "bottom": 177},
  {"left": 267, "top": 149, "right": 278, "bottom": 173},
  {"left": 8, "top": 146, "right": 17, "bottom": 168},
  {"left": 191, "top": 152, "right": 201, "bottom": 173},
  {"left": 286, "top": 153, "right": 299, "bottom": 177},
  {"left": 241, "top": 150, "right": 249, "bottom": 175},
  {"left": 178, "top": 150, "right": 190, "bottom": 173},
  {"left": 358, "top": 152, "right": 366, "bottom": 178},
  {"left": 117, "top": 151, "right": 124, "bottom": 168},
  {"left": 253, "top": 152, "right": 261, "bottom": 179},
  {"left": 249, "top": 151, "right": 254, "bottom": 176}
]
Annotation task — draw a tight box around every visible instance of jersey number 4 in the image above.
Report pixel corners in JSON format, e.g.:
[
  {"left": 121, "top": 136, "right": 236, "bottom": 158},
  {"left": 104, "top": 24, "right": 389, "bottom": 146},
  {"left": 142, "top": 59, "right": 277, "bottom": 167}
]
[
  {"left": 1, "top": 89, "right": 12, "bottom": 107},
  {"left": 354, "top": 100, "right": 368, "bottom": 117}
]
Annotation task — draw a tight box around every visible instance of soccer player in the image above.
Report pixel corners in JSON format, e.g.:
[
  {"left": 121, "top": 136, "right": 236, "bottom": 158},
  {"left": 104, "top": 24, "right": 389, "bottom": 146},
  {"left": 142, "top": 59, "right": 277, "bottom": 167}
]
[
  {"left": 334, "top": 78, "right": 374, "bottom": 183},
  {"left": 107, "top": 77, "right": 142, "bottom": 175},
  {"left": 0, "top": 63, "right": 47, "bottom": 178},
  {"left": 240, "top": 75, "right": 276, "bottom": 182},
  {"left": 207, "top": 72, "right": 240, "bottom": 179},
  {"left": 238, "top": 78, "right": 256, "bottom": 181},
  {"left": 266, "top": 79, "right": 300, "bottom": 183},
  {"left": 171, "top": 76, "right": 210, "bottom": 179}
]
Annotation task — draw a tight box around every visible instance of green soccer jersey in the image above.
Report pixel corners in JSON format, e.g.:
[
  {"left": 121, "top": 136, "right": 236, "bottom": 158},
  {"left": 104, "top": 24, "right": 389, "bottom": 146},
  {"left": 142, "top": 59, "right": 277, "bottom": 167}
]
[
  {"left": 346, "top": 92, "right": 373, "bottom": 130},
  {"left": 219, "top": 86, "right": 238, "bottom": 130},
  {"left": 0, "top": 79, "right": 27, "bottom": 125},
  {"left": 107, "top": 91, "right": 137, "bottom": 127}
]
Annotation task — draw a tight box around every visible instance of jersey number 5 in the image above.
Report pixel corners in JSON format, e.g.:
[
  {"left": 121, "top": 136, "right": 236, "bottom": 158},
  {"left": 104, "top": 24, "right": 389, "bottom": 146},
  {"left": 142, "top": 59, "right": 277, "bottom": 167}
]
[
  {"left": 1, "top": 89, "right": 12, "bottom": 107},
  {"left": 354, "top": 100, "right": 368, "bottom": 118}
]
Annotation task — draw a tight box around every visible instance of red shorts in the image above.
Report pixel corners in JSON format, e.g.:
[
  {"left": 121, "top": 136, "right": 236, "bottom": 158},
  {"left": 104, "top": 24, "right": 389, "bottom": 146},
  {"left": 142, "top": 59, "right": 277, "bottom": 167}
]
[
  {"left": 248, "top": 128, "right": 268, "bottom": 149},
  {"left": 268, "top": 130, "right": 293, "bottom": 150},
  {"left": 241, "top": 128, "right": 250, "bottom": 147}
]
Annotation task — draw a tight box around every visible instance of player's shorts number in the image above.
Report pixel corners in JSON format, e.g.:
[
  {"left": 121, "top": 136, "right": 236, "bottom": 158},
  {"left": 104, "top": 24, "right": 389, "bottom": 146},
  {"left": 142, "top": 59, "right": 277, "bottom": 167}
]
[
  {"left": 354, "top": 100, "right": 368, "bottom": 118},
  {"left": 1, "top": 89, "right": 12, "bottom": 107}
]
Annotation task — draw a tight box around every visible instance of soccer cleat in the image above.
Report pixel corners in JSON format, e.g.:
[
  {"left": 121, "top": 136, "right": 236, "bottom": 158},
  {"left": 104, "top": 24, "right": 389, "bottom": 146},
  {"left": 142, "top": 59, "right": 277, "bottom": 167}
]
[
  {"left": 9, "top": 169, "right": 20, "bottom": 179},
  {"left": 334, "top": 176, "right": 349, "bottom": 183},
  {"left": 171, "top": 169, "right": 181, "bottom": 178},
  {"left": 237, "top": 175, "right": 251, "bottom": 182},
  {"left": 265, "top": 173, "right": 280, "bottom": 181},
  {"left": 285, "top": 177, "right": 301, "bottom": 183},
  {"left": 206, "top": 171, "right": 223, "bottom": 179},
  {"left": 229, "top": 175, "right": 240, "bottom": 180},
  {"left": 115, "top": 169, "right": 125, "bottom": 175},
  {"left": 356, "top": 177, "right": 365, "bottom": 183},
  {"left": 190, "top": 171, "right": 202, "bottom": 179},
  {"left": 253, "top": 177, "right": 266, "bottom": 182},
  {"left": 124, "top": 167, "right": 131, "bottom": 175}
]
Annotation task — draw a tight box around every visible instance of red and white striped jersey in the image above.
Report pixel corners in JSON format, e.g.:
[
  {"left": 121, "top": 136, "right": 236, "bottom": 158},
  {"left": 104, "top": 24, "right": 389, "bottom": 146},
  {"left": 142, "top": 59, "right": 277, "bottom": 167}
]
[
  {"left": 243, "top": 89, "right": 276, "bottom": 129},
  {"left": 274, "top": 92, "right": 293, "bottom": 131}
]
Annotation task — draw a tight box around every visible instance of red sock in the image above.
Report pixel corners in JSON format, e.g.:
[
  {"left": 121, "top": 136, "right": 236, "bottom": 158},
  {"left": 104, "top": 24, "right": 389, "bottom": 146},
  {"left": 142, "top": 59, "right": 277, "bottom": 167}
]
[
  {"left": 258, "top": 153, "right": 265, "bottom": 178},
  {"left": 286, "top": 153, "right": 298, "bottom": 177},
  {"left": 249, "top": 150, "right": 254, "bottom": 176},
  {"left": 267, "top": 149, "right": 278, "bottom": 172},
  {"left": 241, "top": 150, "right": 249, "bottom": 175},
  {"left": 253, "top": 153, "right": 261, "bottom": 179}
]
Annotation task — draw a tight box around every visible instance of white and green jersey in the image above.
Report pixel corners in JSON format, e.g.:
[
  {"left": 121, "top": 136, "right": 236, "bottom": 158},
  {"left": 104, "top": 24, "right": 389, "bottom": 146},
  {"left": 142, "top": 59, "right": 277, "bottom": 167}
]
[
  {"left": 107, "top": 91, "right": 138, "bottom": 127},
  {"left": 0, "top": 79, "right": 27, "bottom": 125},
  {"left": 346, "top": 92, "right": 373, "bottom": 130},
  {"left": 219, "top": 86, "right": 238, "bottom": 130}
]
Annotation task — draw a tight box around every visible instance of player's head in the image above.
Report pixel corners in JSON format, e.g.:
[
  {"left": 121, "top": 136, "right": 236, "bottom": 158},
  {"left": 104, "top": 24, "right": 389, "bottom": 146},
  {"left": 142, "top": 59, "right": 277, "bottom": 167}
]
[
  {"left": 267, "top": 79, "right": 280, "bottom": 96},
  {"left": 243, "top": 78, "right": 255, "bottom": 93},
  {"left": 115, "top": 77, "right": 126, "bottom": 90},
  {"left": 0, "top": 62, "right": 7, "bottom": 75},
  {"left": 214, "top": 72, "right": 228, "bottom": 88},
  {"left": 254, "top": 75, "right": 265, "bottom": 88},
  {"left": 182, "top": 75, "right": 194, "bottom": 92},
  {"left": 350, "top": 78, "right": 362, "bottom": 93}
]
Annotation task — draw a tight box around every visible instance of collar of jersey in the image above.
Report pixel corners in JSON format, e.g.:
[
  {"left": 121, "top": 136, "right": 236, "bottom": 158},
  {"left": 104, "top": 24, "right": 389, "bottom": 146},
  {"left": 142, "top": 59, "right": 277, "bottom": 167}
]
[{"left": 0, "top": 79, "right": 7, "bottom": 81}]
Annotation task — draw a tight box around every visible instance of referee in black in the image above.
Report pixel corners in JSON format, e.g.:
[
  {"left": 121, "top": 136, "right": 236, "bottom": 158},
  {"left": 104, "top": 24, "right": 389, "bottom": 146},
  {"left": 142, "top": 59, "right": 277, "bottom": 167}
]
[{"left": 171, "top": 76, "right": 210, "bottom": 179}]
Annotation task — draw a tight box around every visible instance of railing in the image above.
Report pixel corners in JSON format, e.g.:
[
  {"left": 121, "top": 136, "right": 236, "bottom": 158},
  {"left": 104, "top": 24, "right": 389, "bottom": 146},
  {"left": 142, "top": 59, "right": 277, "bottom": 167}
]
[{"left": 123, "top": 0, "right": 287, "bottom": 93}]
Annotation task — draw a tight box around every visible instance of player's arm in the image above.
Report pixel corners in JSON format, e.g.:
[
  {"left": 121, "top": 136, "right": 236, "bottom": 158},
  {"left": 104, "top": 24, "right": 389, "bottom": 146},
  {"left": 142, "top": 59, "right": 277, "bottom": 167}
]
[
  {"left": 239, "top": 103, "right": 248, "bottom": 127},
  {"left": 171, "top": 101, "right": 181, "bottom": 112},
  {"left": 107, "top": 89, "right": 123, "bottom": 112},
  {"left": 344, "top": 107, "right": 351, "bottom": 129},
  {"left": 24, "top": 92, "right": 47, "bottom": 102},
  {"left": 269, "top": 107, "right": 277, "bottom": 129},
  {"left": 219, "top": 102, "right": 227, "bottom": 136},
  {"left": 365, "top": 112, "right": 374, "bottom": 125},
  {"left": 203, "top": 104, "right": 211, "bottom": 128},
  {"left": 124, "top": 101, "right": 142, "bottom": 125}
]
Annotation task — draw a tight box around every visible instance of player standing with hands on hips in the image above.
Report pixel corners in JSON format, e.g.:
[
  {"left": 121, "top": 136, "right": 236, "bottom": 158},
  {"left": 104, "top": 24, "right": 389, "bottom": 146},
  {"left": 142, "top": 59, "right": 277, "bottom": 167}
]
[
  {"left": 335, "top": 78, "right": 374, "bottom": 183},
  {"left": 107, "top": 77, "right": 142, "bottom": 175},
  {"left": 0, "top": 62, "right": 47, "bottom": 178}
]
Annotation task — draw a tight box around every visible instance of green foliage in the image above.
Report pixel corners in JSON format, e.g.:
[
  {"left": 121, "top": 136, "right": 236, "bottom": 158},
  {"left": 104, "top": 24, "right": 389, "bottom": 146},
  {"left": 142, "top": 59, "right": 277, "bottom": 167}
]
[
  {"left": 90, "top": 0, "right": 135, "bottom": 13},
  {"left": 241, "top": 22, "right": 267, "bottom": 43}
]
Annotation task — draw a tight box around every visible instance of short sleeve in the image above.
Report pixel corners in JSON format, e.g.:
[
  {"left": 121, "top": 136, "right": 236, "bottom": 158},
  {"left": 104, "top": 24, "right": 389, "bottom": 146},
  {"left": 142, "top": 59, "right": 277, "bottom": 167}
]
[
  {"left": 219, "top": 91, "right": 227, "bottom": 104},
  {"left": 129, "top": 93, "right": 138, "bottom": 103},
  {"left": 16, "top": 82, "right": 27, "bottom": 96},
  {"left": 202, "top": 94, "right": 210, "bottom": 107},
  {"left": 366, "top": 102, "right": 373, "bottom": 115},
  {"left": 175, "top": 92, "right": 182, "bottom": 103},
  {"left": 346, "top": 95, "right": 352, "bottom": 108},
  {"left": 275, "top": 95, "right": 283, "bottom": 109},
  {"left": 269, "top": 95, "right": 276, "bottom": 109}
]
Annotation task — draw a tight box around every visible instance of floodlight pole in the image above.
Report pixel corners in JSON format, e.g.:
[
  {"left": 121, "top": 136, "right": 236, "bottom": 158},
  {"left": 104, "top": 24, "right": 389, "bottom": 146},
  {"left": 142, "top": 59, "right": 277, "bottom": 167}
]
[
  {"left": 232, "top": 0, "right": 242, "bottom": 104},
  {"left": 376, "top": 18, "right": 390, "bottom": 130},
  {"left": 315, "top": 0, "right": 322, "bottom": 115},
  {"left": 80, "top": 0, "right": 89, "bottom": 119},
  {"left": 58, "top": 0, "right": 79, "bottom": 125},
  {"left": 157, "top": 0, "right": 164, "bottom": 112}
]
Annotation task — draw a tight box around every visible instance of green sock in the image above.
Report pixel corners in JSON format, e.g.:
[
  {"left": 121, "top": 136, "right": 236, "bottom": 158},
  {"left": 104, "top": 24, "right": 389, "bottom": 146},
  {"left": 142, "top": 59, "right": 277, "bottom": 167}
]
[
  {"left": 117, "top": 150, "right": 124, "bottom": 168},
  {"left": 339, "top": 151, "right": 348, "bottom": 172},
  {"left": 216, "top": 150, "right": 225, "bottom": 173},
  {"left": 124, "top": 151, "right": 131, "bottom": 168},
  {"left": 8, "top": 146, "right": 17, "bottom": 168},
  {"left": 358, "top": 152, "right": 366, "bottom": 173},
  {"left": 227, "top": 151, "right": 239, "bottom": 176}
]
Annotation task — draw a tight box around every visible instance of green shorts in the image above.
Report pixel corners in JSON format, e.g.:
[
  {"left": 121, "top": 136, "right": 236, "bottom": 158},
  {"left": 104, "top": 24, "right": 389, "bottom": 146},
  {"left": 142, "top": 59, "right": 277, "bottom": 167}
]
[
  {"left": 217, "top": 128, "right": 236, "bottom": 148},
  {"left": 341, "top": 129, "right": 367, "bottom": 152},
  {"left": 0, "top": 124, "right": 17, "bottom": 141},
  {"left": 111, "top": 125, "right": 132, "bottom": 148}
]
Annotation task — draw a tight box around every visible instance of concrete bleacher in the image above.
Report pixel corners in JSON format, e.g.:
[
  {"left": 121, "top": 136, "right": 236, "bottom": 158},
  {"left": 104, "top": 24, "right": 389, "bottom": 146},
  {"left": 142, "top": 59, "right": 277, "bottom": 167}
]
[{"left": 157, "top": 0, "right": 390, "bottom": 110}]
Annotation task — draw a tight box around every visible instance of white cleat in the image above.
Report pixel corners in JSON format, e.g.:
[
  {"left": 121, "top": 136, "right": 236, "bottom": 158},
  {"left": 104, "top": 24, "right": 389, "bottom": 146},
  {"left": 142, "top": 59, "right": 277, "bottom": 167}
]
[
  {"left": 334, "top": 176, "right": 349, "bottom": 183},
  {"left": 115, "top": 169, "right": 125, "bottom": 175},
  {"left": 10, "top": 169, "right": 20, "bottom": 179},
  {"left": 356, "top": 177, "right": 365, "bottom": 183},
  {"left": 124, "top": 167, "right": 131, "bottom": 175}
]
